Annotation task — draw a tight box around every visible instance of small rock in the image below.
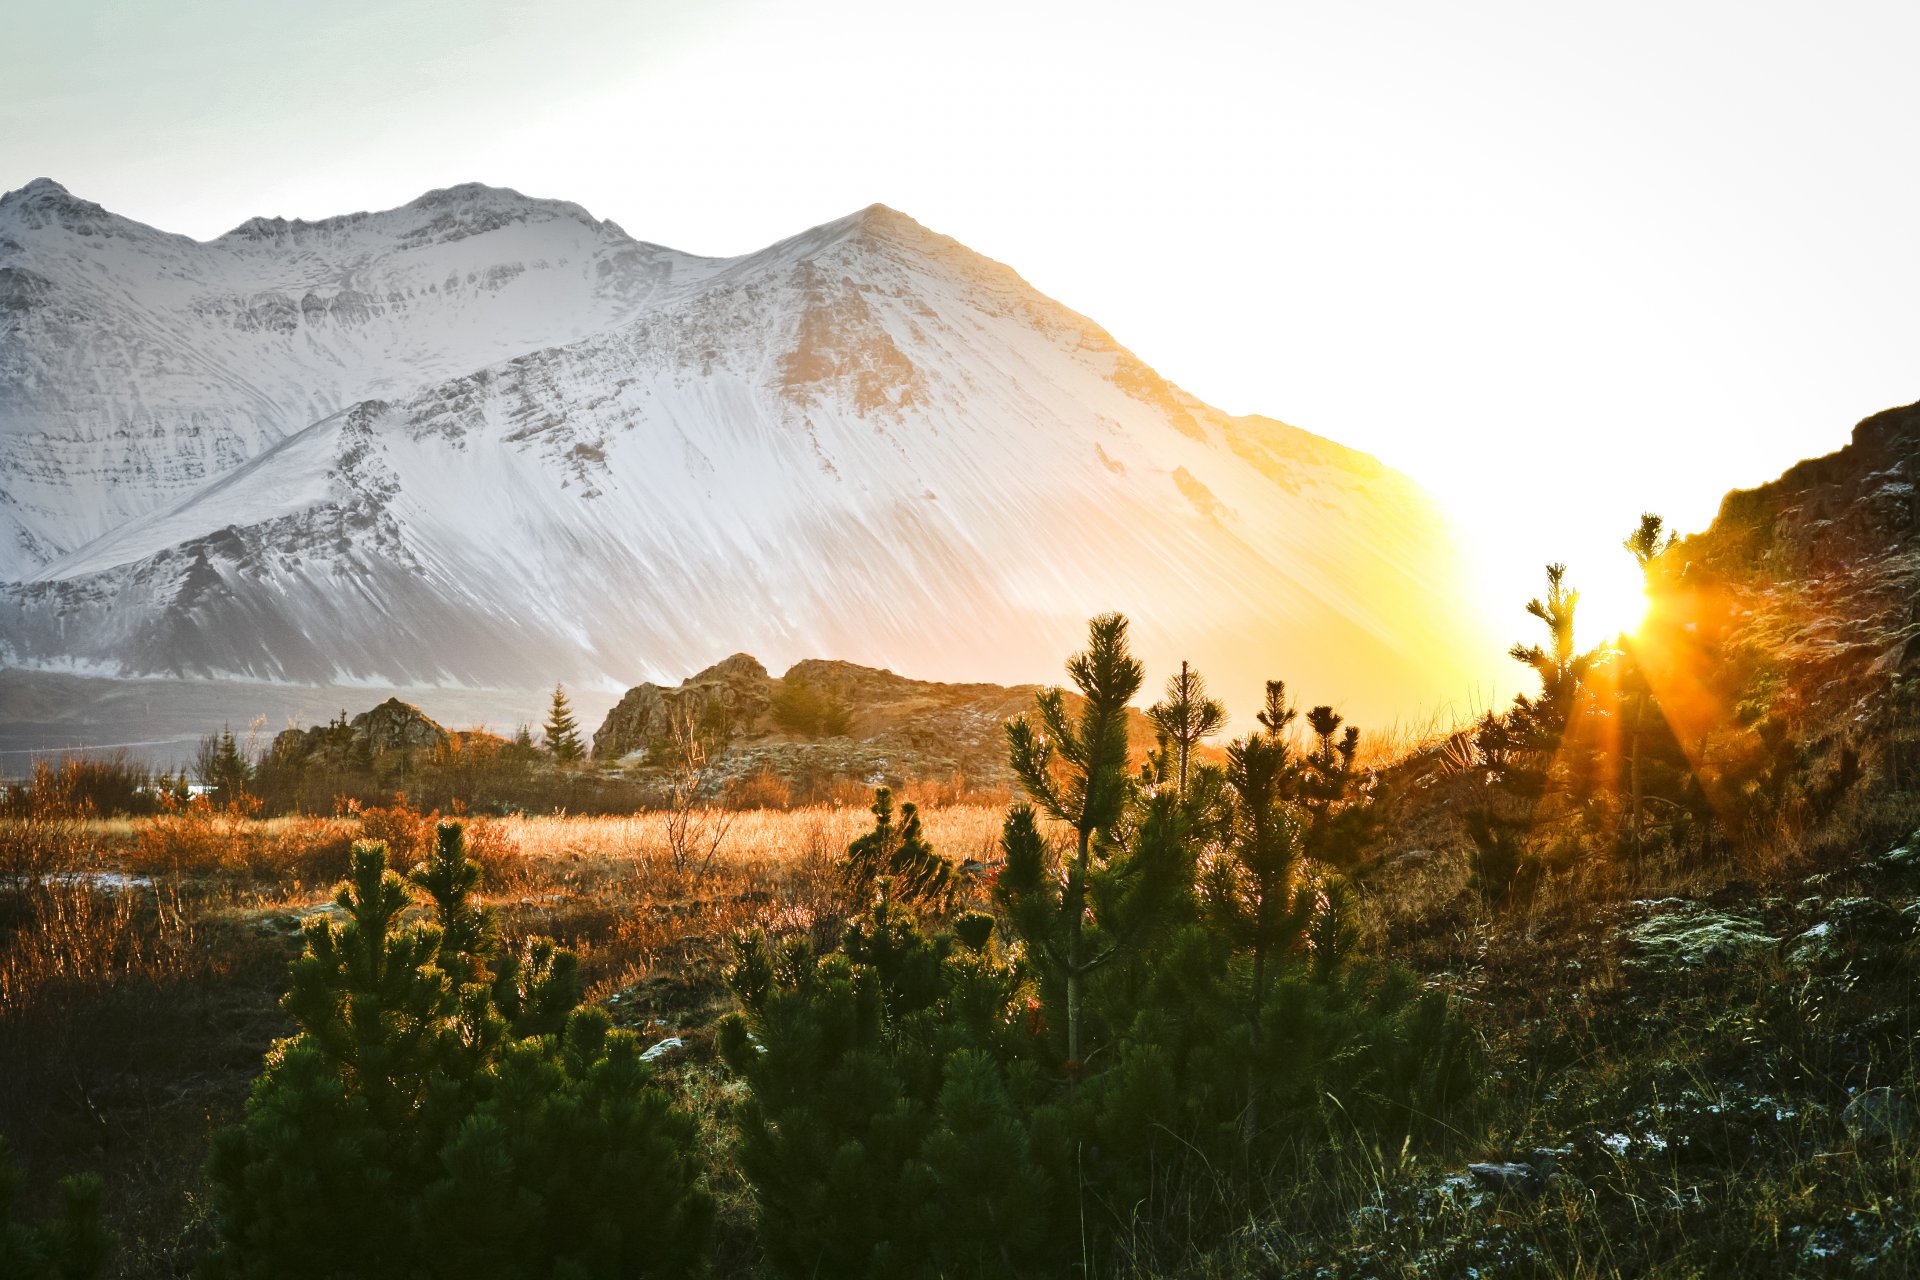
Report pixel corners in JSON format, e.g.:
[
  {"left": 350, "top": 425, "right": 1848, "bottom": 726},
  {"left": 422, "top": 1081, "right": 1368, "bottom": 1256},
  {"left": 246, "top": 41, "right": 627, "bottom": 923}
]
[
  {"left": 639, "top": 1036, "right": 686, "bottom": 1063},
  {"left": 1527, "top": 1145, "right": 1573, "bottom": 1176},
  {"left": 1878, "top": 840, "right": 1920, "bottom": 874},
  {"left": 1467, "top": 1161, "right": 1543, "bottom": 1195},
  {"left": 1842, "top": 1087, "right": 1912, "bottom": 1146},
  {"left": 1787, "top": 897, "right": 1912, "bottom": 970}
]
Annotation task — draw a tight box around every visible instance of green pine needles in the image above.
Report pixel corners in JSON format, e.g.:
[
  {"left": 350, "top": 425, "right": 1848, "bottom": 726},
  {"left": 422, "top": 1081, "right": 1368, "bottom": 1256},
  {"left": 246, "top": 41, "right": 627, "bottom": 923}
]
[
  {"left": 718, "top": 614, "right": 1480, "bottom": 1278},
  {"left": 841, "top": 787, "right": 956, "bottom": 915},
  {"left": 194, "top": 615, "right": 1477, "bottom": 1280},
  {"left": 0, "top": 1139, "right": 110, "bottom": 1280},
  {"left": 204, "top": 824, "right": 710, "bottom": 1280}
]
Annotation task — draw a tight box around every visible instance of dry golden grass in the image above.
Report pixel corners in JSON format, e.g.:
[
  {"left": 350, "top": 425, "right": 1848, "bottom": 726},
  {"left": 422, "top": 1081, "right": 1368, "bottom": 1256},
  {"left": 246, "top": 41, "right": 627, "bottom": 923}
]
[
  {"left": 3, "top": 800, "right": 1013, "bottom": 1031},
  {"left": 468, "top": 804, "right": 1010, "bottom": 1017},
  {"left": 487, "top": 802, "right": 1006, "bottom": 879}
]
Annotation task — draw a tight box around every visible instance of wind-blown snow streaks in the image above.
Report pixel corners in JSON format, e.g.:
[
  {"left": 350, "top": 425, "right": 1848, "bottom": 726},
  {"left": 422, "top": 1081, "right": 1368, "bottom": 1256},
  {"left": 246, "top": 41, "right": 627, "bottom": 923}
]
[{"left": 0, "top": 180, "right": 1493, "bottom": 726}]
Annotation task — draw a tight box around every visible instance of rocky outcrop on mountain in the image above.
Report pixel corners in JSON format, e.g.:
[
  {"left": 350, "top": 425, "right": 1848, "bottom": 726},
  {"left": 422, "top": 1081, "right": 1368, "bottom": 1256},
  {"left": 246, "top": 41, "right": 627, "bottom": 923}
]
[
  {"left": 1698, "top": 401, "right": 1920, "bottom": 576},
  {"left": 354, "top": 698, "right": 454, "bottom": 754},
  {"left": 1651, "top": 399, "right": 1920, "bottom": 782}
]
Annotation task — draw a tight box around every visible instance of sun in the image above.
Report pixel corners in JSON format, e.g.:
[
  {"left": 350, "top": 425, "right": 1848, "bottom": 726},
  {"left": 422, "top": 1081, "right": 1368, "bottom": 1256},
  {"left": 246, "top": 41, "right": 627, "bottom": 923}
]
[{"left": 1571, "top": 553, "right": 1653, "bottom": 648}]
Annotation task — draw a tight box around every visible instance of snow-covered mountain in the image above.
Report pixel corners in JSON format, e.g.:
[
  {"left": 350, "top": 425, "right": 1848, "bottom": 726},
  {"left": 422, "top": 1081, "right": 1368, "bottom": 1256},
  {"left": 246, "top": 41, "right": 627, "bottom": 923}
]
[{"left": 0, "top": 179, "right": 1495, "bottom": 727}]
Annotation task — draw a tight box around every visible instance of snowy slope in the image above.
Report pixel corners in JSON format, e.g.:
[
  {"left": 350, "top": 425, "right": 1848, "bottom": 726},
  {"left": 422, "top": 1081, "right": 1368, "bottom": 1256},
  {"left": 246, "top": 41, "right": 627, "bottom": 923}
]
[
  {"left": 0, "top": 183, "right": 1494, "bottom": 725},
  {"left": 0, "top": 178, "right": 718, "bottom": 577}
]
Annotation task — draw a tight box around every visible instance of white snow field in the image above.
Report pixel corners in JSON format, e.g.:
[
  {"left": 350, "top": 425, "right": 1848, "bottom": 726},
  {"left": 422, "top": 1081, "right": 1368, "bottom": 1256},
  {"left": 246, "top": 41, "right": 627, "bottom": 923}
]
[{"left": 0, "top": 179, "right": 1492, "bottom": 726}]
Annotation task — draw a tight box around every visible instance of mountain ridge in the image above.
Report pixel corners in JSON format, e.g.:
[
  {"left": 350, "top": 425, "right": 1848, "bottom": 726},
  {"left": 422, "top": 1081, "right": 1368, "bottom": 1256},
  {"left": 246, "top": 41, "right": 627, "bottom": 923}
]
[{"left": 0, "top": 178, "right": 1497, "bottom": 730}]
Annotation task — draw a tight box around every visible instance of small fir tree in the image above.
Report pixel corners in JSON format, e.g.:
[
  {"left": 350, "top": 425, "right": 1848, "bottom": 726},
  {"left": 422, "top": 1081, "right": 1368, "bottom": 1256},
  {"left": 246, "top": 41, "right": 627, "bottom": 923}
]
[
  {"left": 1001, "top": 613, "right": 1145, "bottom": 1069},
  {"left": 1617, "top": 512, "right": 1678, "bottom": 860},
  {"left": 1298, "top": 704, "right": 1371, "bottom": 867},
  {"left": 542, "top": 684, "right": 584, "bottom": 762},
  {"left": 195, "top": 725, "right": 253, "bottom": 805},
  {"left": 0, "top": 1140, "right": 111, "bottom": 1280}
]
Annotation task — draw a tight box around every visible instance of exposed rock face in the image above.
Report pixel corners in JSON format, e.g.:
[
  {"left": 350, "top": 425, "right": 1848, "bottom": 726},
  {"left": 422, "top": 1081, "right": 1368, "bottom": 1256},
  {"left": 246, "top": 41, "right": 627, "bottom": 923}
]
[
  {"left": 269, "top": 696, "right": 461, "bottom": 764},
  {"left": 1704, "top": 401, "right": 1920, "bottom": 574},
  {"left": 1657, "top": 399, "right": 1920, "bottom": 774},
  {"left": 354, "top": 698, "right": 453, "bottom": 755},
  {"left": 592, "top": 655, "right": 772, "bottom": 761},
  {"left": 591, "top": 652, "right": 1166, "bottom": 792}
]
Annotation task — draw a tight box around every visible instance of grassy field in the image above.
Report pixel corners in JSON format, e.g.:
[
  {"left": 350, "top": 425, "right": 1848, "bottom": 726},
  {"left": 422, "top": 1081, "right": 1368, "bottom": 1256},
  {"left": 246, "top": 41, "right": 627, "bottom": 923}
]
[
  {"left": 0, "top": 798, "right": 1010, "bottom": 1277},
  {"left": 7, "top": 783, "right": 1920, "bottom": 1277}
]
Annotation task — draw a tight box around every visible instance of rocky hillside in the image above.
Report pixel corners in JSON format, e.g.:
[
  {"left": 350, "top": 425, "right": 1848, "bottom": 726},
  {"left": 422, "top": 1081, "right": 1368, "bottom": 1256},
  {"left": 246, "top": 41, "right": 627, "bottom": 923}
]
[
  {"left": 591, "top": 652, "right": 1169, "bottom": 795},
  {"left": 1643, "top": 399, "right": 1920, "bottom": 782},
  {"left": 265, "top": 696, "right": 505, "bottom": 768}
]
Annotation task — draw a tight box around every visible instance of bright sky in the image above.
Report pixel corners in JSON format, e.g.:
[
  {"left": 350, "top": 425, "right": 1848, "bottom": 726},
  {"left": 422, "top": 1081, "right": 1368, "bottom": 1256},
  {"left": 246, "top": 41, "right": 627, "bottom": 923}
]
[{"left": 6, "top": 0, "right": 1918, "bottom": 662}]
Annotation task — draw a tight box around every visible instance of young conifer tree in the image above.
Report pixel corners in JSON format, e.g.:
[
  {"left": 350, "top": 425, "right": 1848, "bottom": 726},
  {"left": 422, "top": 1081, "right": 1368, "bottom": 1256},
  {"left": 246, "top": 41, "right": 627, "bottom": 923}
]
[
  {"left": 1215, "top": 728, "right": 1310, "bottom": 1028},
  {"left": 1508, "top": 563, "right": 1598, "bottom": 748},
  {"left": 1000, "top": 612, "right": 1144, "bottom": 1069},
  {"left": 196, "top": 725, "right": 253, "bottom": 805},
  {"left": 206, "top": 831, "right": 708, "bottom": 1280},
  {"left": 1617, "top": 512, "right": 1677, "bottom": 860},
  {"left": 841, "top": 787, "right": 957, "bottom": 915},
  {"left": 543, "top": 684, "right": 585, "bottom": 762},
  {"left": 1298, "top": 705, "right": 1369, "bottom": 866},
  {"left": 1146, "top": 660, "right": 1225, "bottom": 796},
  {"left": 0, "top": 1140, "right": 110, "bottom": 1280}
]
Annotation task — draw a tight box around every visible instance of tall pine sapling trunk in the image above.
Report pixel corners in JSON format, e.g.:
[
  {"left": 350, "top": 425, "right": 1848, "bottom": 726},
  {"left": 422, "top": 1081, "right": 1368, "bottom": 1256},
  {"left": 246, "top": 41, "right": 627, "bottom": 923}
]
[
  {"left": 1619, "top": 512, "right": 1675, "bottom": 862},
  {"left": 1146, "top": 660, "right": 1225, "bottom": 797},
  {"left": 1001, "top": 612, "right": 1143, "bottom": 1070}
]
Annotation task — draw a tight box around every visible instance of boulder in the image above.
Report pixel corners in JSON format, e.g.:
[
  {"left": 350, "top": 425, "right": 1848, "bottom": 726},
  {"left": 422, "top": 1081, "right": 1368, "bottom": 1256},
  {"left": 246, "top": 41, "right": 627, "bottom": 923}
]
[
  {"left": 1785, "top": 897, "right": 1912, "bottom": 972},
  {"left": 1466, "top": 1161, "right": 1545, "bottom": 1196},
  {"left": 1617, "top": 900, "right": 1778, "bottom": 973},
  {"left": 592, "top": 654, "right": 772, "bottom": 761},
  {"left": 1842, "top": 1087, "right": 1913, "bottom": 1146},
  {"left": 351, "top": 697, "right": 451, "bottom": 755}
]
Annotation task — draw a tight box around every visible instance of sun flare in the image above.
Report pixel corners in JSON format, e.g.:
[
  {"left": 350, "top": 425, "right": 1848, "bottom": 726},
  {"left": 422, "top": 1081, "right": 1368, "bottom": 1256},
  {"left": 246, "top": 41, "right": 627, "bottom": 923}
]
[{"left": 1570, "top": 553, "right": 1653, "bottom": 648}]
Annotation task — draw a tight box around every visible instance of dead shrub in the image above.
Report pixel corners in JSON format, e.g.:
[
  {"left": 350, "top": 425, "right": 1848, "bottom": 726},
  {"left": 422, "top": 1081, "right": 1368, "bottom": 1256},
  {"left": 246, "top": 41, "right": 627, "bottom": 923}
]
[
  {"left": 723, "top": 767, "right": 792, "bottom": 811},
  {"left": 351, "top": 794, "right": 437, "bottom": 863},
  {"left": 0, "top": 880, "right": 198, "bottom": 1018},
  {"left": 463, "top": 819, "right": 531, "bottom": 891},
  {"left": 127, "top": 793, "right": 261, "bottom": 878},
  {"left": 250, "top": 815, "right": 357, "bottom": 886}
]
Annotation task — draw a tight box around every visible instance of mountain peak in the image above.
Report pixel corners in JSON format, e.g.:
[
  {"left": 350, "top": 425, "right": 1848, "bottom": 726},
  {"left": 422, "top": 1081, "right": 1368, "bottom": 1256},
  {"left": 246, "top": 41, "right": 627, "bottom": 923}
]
[
  {"left": 852, "top": 201, "right": 914, "bottom": 225},
  {"left": 217, "top": 182, "right": 623, "bottom": 246},
  {"left": 0, "top": 178, "right": 166, "bottom": 241},
  {"left": 405, "top": 181, "right": 579, "bottom": 214},
  {"left": 2, "top": 177, "right": 100, "bottom": 219}
]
